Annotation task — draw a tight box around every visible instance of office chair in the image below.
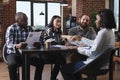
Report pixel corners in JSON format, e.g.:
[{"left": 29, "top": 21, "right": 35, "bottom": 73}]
[
  {"left": 2, "top": 43, "right": 20, "bottom": 80},
  {"left": 73, "top": 47, "right": 115, "bottom": 80}
]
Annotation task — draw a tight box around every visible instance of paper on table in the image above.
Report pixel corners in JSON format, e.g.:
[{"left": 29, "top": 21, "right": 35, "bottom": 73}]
[
  {"left": 50, "top": 45, "right": 67, "bottom": 49},
  {"left": 45, "top": 38, "right": 55, "bottom": 43},
  {"left": 68, "top": 40, "right": 87, "bottom": 47},
  {"left": 26, "top": 32, "right": 41, "bottom": 48}
]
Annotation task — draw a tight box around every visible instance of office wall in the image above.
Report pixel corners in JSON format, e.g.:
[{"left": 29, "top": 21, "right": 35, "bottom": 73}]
[
  {"left": 0, "top": 0, "right": 16, "bottom": 55},
  {"left": 76, "top": 0, "right": 105, "bottom": 17}
]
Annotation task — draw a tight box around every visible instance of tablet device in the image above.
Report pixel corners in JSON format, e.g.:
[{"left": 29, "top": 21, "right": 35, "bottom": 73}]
[{"left": 26, "top": 32, "right": 41, "bottom": 48}]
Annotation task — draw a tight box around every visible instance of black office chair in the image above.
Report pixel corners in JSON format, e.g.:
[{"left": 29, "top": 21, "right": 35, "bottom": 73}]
[
  {"left": 73, "top": 47, "right": 115, "bottom": 80},
  {"left": 2, "top": 43, "right": 20, "bottom": 80}
]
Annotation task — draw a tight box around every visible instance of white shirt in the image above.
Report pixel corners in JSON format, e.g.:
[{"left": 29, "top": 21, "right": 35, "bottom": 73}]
[{"left": 77, "top": 28, "right": 115, "bottom": 64}]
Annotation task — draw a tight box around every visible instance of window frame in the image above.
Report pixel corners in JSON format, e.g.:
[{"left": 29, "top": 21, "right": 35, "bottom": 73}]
[
  {"left": 109, "top": 0, "right": 119, "bottom": 31},
  {"left": 16, "top": 0, "right": 61, "bottom": 30}
]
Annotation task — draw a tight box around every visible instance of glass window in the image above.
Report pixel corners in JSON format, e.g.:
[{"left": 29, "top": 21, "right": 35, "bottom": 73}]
[
  {"left": 16, "top": 1, "right": 31, "bottom": 25},
  {"left": 114, "top": 0, "right": 119, "bottom": 30},
  {"left": 47, "top": 3, "right": 60, "bottom": 24},
  {"left": 33, "top": 3, "right": 46, "bottom": 30},
  {"left": 16, "top": 1, "right": 61, "bottom": 30}
]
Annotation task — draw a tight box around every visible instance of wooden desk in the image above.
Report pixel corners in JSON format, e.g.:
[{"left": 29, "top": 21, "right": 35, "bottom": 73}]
[
  {"left": 115, "top": 41, "right": 120, "bottom": 55},
  {"left": 114, "top": 42, "right": 120, "bottom": 62},
  {"left": 115, "top": 42, "right": 120, "bottom": 48},
  {"left": 20, "top": 47, "right": 86, "bottom": 80}
]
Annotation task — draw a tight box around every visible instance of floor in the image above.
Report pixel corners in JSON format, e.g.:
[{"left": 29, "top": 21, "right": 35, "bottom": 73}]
[{"left": 0, "top": 61, "right": 120, "bottom": 80}]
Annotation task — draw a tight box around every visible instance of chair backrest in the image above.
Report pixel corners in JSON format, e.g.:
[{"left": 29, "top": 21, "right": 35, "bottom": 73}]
[
  {"left": 73, "top": 47, "right": 115, "bottom": 75},
  {"left": 2, "top": 43, "right": 8, "bottom": 64}
]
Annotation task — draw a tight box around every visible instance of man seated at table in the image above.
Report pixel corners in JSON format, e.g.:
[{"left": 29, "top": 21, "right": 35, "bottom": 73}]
[
  {"left": 5, "top": 12, "right": 44, "bottom": 80},
  {"left": 68, "top": 14, "right": 96, "bottom": 40}
]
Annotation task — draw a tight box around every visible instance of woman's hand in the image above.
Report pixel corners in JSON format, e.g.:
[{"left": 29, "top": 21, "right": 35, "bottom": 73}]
[{"left": 67, "top": 46, "right": 78, "bottom": 49}]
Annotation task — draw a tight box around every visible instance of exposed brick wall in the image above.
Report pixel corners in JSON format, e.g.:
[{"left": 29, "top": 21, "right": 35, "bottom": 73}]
[
  {"left": 2, "top": 0, "right": 16, "bottom": 43},
  {"left": 0, "top": 0, "right": 16, "bottom": 56},
  {"left": 76, "top": 0, "right": 105, "bottom": 17},
  {"left": 77, "top": 0, "right": 84, "bottom": 17}
]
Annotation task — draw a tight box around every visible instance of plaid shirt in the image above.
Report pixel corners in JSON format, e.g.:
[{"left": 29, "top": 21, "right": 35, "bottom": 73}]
[
  {"left": 5, "top": 23, "right": 34, "bottom": 54},
  {"left": 45, "top": 27, "right": 62, "bottom": 44}
]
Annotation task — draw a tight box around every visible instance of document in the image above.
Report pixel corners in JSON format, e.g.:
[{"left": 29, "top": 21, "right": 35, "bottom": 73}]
[
  {"left": 68, "top": 40, "right": 87, "bottom": 47},
  {"left": 45, "top": 38, "right": 55, "bottom": 43},
  {"left": 51, "top": 45, "right": 67, "bottom": 49},
  {"left": 26, "top": 32, "right": 41, "bottom": 48}
]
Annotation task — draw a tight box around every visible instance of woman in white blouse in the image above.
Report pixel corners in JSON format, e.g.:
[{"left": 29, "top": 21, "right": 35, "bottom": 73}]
[{"left": 61, "top": 9, "right": 116, "bottom": 80}]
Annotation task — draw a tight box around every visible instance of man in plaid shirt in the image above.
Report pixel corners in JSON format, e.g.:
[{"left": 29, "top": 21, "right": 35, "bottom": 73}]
[{"left": 5, "top": 12, "right": 44, "bottom": 80}]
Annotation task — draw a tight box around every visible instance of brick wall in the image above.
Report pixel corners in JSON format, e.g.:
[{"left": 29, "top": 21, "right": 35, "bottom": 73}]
[
  {"left": 76, "top": 0, "right": 105, "bottom": 17},
  {"left": 0, "top": 0, "right": 16, "bottom": 56},
  {"left": 2, "top": 0, "right": 16, "bottom": 43}
]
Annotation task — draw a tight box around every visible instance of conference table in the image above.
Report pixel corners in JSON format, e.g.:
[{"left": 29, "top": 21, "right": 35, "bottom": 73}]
[{"left": 19, "top": 46, "right": 87, "bottom": 80}]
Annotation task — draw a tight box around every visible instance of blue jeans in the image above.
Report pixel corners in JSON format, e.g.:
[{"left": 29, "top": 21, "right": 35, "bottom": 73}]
[{"left": 61, "top": 61, "right": 85, "bottom": 80}]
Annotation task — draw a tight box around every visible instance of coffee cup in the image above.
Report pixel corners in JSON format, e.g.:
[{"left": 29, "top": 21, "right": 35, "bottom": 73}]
[{"left": 45, "top": 42, "right": 51, "bottom": 49}]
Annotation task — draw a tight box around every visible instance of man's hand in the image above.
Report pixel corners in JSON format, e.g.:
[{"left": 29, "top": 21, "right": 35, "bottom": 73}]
[
  {"left": 61, "top": 35, "right": 72, "bottom": 40},
  {"left": 70, "top": 35, "right": 82, "bottom": 41},
  {"left": 33, "top": 42, "right": 41, "bottom": 48},
  {"left": 15, "top": 42, "right": 27, "bottom": 49}
]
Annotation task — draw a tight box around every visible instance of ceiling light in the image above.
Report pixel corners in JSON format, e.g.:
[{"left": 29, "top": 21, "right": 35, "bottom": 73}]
[{"left": 40, "top": 11, "right": 44, "bottom": 15}]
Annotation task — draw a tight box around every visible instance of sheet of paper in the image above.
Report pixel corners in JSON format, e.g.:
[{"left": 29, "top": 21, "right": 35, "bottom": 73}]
[
  {"left": 45, "top": 38, "right": 55, "bottom": 43},
  {"left": 50, "top": 45, "right": 67, "bottom": 49},
  {"left": 68, "top": 40, "right": 87, "bottom": 47},
  {"left": 26, "top": 32, "right": 41, "bottom": 48}
]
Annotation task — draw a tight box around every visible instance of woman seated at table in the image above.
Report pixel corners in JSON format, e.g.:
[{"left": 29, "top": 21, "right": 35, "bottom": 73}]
[
  {"left": 60, "top": 9, "right": 116, "bottom": 80},
  {"left": 43, "top": 15, "right": 66, "bottom": 80}
]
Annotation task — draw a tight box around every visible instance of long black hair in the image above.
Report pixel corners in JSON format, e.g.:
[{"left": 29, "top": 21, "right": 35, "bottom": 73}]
[
  {"left": 97, "top": 9, "right": 116, "bottom": 29},
  {"left": 46, "top": 15, "right": 61, "bottom": 34}
]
